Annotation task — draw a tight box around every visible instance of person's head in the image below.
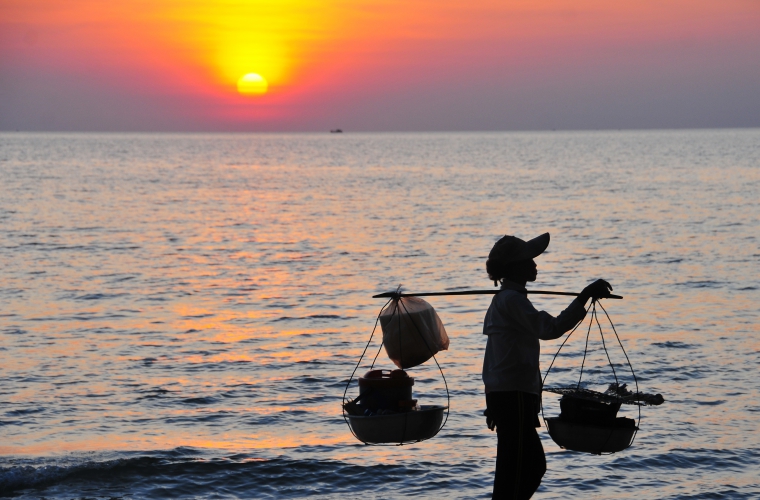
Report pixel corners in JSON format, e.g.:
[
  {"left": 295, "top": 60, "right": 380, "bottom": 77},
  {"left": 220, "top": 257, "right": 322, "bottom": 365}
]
[{"left": 486, "top": 233, "right": 550, "bottom": 286}]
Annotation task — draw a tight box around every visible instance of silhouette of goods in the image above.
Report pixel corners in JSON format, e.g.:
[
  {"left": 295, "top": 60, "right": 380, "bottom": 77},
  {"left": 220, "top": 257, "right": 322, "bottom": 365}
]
[
  {"left": 542, "top": 300, "right": 665, "bottom": 454},
  {"left": 379, "top": 296, "right": 450, "bottom": 369},
  {"left": 342, "top": 295, "right": 449, "bottom": 445}
]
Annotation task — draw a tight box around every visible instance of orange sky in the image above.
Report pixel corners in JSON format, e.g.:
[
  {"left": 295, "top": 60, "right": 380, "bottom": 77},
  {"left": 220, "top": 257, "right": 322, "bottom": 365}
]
[{"left": 1, "top": 0, "right": 759, "bottom": 131}]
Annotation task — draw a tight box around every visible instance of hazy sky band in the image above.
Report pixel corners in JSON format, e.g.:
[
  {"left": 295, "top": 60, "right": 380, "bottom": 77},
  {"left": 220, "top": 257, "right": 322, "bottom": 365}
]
[{"left": 1, "top": 0, "right": 759, "bottom": 132}]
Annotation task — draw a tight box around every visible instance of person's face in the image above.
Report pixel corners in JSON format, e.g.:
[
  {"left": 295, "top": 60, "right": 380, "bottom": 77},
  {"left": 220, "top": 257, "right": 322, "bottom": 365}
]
[
  {"left": 523, "top": 258, "right": 538, "bottom": 282},
  {"left": 502, "top": 258, "right": 538, "bottom": 284}
]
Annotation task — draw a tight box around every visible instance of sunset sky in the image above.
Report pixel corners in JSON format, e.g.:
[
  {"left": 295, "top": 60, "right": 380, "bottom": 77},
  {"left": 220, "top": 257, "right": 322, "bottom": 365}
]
[{"left": 1, "top": 0, "right": 759, "bottom": 132}]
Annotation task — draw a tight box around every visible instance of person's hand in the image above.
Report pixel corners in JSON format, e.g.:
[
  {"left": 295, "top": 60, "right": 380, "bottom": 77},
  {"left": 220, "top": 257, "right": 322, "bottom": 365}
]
[
  {"left": 581, "top": 279, "right": 613, "bottom": 302},
  {"left": 484, "top": 409, "right": 496, "bottom": 431}
]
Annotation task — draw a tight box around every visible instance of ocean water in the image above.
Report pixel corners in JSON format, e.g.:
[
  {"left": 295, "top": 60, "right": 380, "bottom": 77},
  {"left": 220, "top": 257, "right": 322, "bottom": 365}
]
[{"left": 1, "top": 130, "right": 758, "bottom": 499}]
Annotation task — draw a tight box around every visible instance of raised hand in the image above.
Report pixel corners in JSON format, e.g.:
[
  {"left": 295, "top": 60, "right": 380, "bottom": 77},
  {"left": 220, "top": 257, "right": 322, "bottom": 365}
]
[{"left": 581, "top": 279, "right": 613, "bottom": 302}]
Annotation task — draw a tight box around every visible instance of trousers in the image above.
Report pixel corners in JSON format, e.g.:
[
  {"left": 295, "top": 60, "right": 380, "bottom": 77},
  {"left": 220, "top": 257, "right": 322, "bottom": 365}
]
[{"left": 486, "top": 391, "right": 546, "bottom": 500}]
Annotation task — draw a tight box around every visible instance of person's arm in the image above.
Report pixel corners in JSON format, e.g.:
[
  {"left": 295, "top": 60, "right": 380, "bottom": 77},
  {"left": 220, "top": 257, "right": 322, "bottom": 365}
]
[
  {"left": 505, "top": 294, "right": 586, "bottom": 340},
  {"left": 505, "top": 279, "right": 613, "bottom": 340}
]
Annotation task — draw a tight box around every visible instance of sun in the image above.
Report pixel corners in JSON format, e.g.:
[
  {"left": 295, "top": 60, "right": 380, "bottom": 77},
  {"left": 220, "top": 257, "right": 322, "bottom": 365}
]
[{"left": 237, "top": 73, "right": 268, "bottom": 95}]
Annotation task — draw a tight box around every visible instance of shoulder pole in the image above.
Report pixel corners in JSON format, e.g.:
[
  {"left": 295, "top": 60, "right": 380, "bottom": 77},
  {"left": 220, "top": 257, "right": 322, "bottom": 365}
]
[{"left": 372, "top": 290, "right": 623, "bottom": 299}]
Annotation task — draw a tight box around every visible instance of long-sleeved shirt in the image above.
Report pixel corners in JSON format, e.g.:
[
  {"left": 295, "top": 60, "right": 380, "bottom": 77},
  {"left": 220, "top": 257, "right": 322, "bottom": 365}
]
[{"left": 482, "top": 281, "right": 587, "bottom": 395}]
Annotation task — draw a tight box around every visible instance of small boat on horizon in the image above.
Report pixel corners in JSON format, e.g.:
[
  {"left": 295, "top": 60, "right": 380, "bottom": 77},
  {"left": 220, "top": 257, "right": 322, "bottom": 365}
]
[{"left": 330, "top": 129, "right": 343, "bottom": 133}]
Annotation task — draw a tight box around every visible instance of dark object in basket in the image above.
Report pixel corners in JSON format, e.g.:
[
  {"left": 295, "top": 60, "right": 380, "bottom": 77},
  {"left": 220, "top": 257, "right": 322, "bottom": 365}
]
[
  {"left": 560, "top": 394, "right": 621, "bottom": 424},
  {"left": 358, "top": 369, "right": 414, "bottom": 411},
  {"left": 544, "top": 383, "right": 665, "bottom": 407}
]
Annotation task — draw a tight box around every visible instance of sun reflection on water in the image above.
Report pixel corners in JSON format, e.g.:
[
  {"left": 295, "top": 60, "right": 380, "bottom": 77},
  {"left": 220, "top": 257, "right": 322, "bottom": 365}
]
[{"left": 1, "top": 131, "right": 758, "bottom": 497}]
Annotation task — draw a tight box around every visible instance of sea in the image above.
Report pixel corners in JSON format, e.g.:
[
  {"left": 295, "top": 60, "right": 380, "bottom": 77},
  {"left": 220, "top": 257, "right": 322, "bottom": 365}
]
[{"left": 1, "top": 130, "right": 758, "bottom": 499}]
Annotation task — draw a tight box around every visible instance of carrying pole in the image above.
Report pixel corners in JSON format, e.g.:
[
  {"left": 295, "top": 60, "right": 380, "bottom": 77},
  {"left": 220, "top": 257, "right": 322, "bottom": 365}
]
[{"left": 373, "top": 290, "right": 623, "bottom": 299}]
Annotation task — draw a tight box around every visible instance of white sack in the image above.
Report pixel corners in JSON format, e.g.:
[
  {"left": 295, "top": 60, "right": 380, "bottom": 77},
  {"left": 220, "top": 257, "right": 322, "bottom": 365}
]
[{"left": 379, "top": 297, "right": 450, "bottom": 369}]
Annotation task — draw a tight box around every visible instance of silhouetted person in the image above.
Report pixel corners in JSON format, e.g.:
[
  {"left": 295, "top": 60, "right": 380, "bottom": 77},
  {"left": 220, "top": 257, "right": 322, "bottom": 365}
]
[{"left": 483, "top": 233, "right": 612, "bottom": 499}]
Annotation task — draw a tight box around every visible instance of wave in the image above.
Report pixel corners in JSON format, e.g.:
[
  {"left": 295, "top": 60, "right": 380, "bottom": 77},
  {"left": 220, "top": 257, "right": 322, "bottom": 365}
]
[
  {"left": 0, "top": 449, "right": 482, "bottom": 499},
  {"left": 4, "top": 446, "right": 759, "bottom": 499}
]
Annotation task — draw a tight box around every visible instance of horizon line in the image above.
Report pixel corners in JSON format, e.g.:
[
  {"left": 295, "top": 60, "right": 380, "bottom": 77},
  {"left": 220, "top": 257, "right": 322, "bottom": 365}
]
[{"left": 2, "top": 125, "right": 759, "bottom": 135}]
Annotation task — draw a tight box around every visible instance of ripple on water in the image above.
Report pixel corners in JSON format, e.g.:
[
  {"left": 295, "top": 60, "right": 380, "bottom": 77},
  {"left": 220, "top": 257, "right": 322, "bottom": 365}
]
[{"left": 1, "top": 131, "right": 759, "bottom": 498}]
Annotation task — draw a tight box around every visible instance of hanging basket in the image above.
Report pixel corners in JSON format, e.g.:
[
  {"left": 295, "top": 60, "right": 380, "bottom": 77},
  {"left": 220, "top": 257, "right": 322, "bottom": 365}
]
[
  {"left": 545, "top": 416, "right": 637, "bottom": 454},
  {"left": 345, "top": 405, "right": 447, "bottom": 444},
  {"left": 541, "top": 300, "right": 664, "bottom": 455},
  {"left": 342, "top": 293, "right": 450, "bottom": 446}
]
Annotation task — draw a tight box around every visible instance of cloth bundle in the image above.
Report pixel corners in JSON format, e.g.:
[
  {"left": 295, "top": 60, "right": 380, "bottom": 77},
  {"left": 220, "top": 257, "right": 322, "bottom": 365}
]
[{"left": 379, "top": 297, "right": 449, "bottom": 369}]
